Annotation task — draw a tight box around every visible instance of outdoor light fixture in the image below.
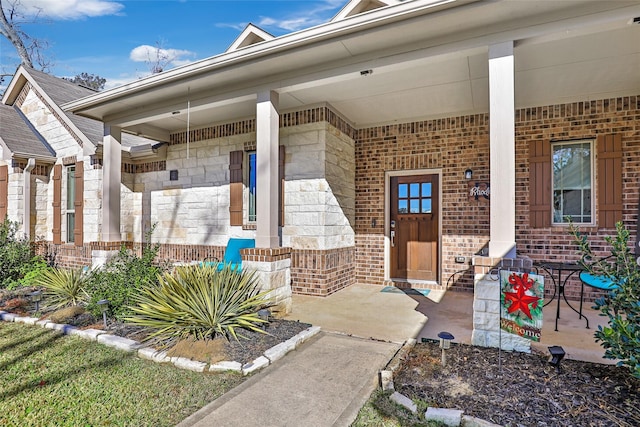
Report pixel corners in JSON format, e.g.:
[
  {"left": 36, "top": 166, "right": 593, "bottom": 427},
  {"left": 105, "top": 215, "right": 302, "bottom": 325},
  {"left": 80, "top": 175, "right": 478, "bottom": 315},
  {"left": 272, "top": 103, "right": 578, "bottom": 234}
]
[
  {"left": 438, "top": 331, "right": 455, "bottom": 366},
  {"left": 29, "top": 290, "right": 43, "bottom": 312},
  {"left": 464, "top": 169, "right": 473, "bottom": 180},
  {"left": 258, "top": 308, "right": 271, "bottom": 329},
  {"left": 97, "top": 299, "right": 110, "bottom": 329},
  {"left": 548, "top": 345, "right": 565, "bottom": 371}
]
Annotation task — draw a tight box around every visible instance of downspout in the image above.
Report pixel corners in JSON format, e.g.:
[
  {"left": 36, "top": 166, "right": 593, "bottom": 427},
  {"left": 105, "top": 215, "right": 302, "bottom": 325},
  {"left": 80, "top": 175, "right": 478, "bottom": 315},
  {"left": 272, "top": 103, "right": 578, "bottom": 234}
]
[{"left": 23, "top": 158, "right": 35, "bottom": 240}]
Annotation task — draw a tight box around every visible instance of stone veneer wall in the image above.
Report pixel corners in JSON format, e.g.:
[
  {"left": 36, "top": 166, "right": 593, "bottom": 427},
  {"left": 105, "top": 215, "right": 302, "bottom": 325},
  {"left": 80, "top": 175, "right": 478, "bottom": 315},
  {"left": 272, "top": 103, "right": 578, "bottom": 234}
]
[
  {"left": 137, "top": 106, "right": 358, "bottom": 295},
  {"left": 19, "top": 87, "right": 82, "bottom": 158}
]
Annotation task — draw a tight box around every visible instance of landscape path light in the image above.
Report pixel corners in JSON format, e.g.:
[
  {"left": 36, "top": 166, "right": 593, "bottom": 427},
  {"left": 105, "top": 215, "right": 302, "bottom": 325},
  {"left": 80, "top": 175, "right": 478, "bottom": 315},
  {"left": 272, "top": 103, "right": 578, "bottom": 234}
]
[
  {"left": 97, "top": 299, "right": 110, "bottom": 329},
  {"left": 438, "top": 331, "right": 455, "bottom": 366},
  {"left": 29, "top": 290, "right": 43, "bottom": 313},
  {"left": 548, "top": 345, "right": 565, "bottom": 372}
]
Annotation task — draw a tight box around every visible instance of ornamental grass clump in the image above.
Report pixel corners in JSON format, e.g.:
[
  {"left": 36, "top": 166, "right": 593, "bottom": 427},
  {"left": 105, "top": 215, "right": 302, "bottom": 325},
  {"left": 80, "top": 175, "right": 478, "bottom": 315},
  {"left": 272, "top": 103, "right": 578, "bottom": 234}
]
[
  {"left": 35, "top": 267, "right": 89, "bottom": 309},
  {"left": 126, "top": 264, "right": 272, "bottom": 347}
]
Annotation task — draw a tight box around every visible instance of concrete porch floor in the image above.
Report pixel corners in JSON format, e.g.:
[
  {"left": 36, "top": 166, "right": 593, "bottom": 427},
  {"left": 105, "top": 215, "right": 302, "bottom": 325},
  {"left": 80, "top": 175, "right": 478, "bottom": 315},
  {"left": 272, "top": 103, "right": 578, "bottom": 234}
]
[{"left": 284, "top": 284, "right": 615, "bottom": 365}]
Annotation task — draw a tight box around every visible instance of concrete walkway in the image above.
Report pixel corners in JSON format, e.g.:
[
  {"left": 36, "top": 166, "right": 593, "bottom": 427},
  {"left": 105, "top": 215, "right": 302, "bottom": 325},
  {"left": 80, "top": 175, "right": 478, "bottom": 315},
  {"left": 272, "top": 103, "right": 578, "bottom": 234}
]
[{"left": 177, "top": 332, "right": 399, "bottom": 427}]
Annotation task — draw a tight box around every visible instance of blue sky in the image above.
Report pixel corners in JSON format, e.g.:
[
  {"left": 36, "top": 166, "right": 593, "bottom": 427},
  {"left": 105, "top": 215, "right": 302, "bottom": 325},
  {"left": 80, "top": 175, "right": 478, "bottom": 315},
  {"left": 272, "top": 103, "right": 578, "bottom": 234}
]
[{"left": 1, "top": 0, "right": 346, "bottom": 89}]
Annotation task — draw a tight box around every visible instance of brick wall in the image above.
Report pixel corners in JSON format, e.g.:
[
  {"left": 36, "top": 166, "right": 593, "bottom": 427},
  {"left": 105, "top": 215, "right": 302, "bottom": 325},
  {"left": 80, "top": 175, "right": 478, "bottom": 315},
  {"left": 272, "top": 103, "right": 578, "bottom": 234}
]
[
  {"left": 290, "top": 247, "right": 355, "bottom": 296},
  {"left": 35, "top": 242, "right": 92, "bottom": 269},
  {"left": 516, "top": 96, "right": 640, "bottom": 300},
  {"left": 354, "top": 95, "right": 640, "bottom": 300},
  {"left": 355, "top": 114, "right": 491, "bottom": 292}
]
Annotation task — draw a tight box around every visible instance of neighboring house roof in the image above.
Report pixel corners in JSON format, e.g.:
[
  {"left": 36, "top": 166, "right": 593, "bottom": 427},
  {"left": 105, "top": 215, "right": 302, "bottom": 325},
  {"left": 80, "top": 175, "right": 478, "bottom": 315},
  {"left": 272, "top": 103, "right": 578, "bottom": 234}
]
[
  {"left": 226, "top": 24, "right": 275, "bottom": 52},
  {"left": 0, "top": 104, "right": 56, "bottom": 161}
]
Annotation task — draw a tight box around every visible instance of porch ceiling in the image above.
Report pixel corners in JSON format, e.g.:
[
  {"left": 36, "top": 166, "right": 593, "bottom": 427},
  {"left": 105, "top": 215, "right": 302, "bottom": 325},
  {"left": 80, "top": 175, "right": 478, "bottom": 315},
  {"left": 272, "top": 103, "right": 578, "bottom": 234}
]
[{"left": 64, "top": 0, "right": 640, "bottom": 140}]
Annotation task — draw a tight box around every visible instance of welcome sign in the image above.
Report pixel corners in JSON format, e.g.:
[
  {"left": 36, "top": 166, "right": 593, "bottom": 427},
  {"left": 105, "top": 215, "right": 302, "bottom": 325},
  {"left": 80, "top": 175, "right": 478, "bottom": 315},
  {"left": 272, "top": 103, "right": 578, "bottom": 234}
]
[{"left": 500, "top": 270, "right": 544, "bottom": 342}]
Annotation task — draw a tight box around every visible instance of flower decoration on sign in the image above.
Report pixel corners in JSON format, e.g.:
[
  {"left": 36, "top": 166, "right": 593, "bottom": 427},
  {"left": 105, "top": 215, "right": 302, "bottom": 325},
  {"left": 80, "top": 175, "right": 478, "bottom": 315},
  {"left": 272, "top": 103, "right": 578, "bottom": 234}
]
[{"left": 503, "top": 272, "right": 539, "bottom": 319}]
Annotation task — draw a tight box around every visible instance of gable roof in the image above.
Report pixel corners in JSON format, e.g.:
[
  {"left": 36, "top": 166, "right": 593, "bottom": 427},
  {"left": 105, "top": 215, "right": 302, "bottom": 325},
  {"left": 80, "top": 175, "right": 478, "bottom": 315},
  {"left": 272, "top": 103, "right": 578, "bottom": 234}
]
[
  {"left": 2, "top": 66, "right": 160, "bottom": 151},
  {"left": 331, "top": 0, "right": 401, "bottom": 22},
  {"left": 0, "top": 104, "right": 56, "bottom": 161},
  {"left": 227, "top": 24, "right": 275, "bottom": 52}
]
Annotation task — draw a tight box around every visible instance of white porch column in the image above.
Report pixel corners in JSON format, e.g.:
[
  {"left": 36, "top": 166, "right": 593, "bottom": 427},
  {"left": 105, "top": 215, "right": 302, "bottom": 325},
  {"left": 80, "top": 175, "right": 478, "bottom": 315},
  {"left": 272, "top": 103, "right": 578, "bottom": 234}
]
[
  {"left": 102, "top": 124, "right": 122, "bottom": 242},
  {"left": 255, "top": 90, "right": 280, "bottom": 248},
  {"left": 23, "top": 158, "right": 35, "bottom": 240},
  {"left": 488, "top": 41, "right": 516, "bottom": 259}
]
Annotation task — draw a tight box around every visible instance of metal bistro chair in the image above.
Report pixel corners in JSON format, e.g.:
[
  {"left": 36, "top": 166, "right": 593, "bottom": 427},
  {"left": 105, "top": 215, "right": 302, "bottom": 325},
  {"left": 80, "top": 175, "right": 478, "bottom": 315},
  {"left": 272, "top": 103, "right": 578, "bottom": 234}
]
[
  {"left": 578, "top": 256, "right": 621, "bottom": 322},
  {"left": 202, "top": 238, "right": 255, "bottom": 273}
]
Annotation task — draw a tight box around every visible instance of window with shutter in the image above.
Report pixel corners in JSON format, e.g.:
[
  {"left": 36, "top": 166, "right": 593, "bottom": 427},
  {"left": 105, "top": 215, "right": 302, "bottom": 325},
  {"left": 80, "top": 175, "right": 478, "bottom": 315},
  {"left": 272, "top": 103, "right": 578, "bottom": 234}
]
[
  {"left": 74, "top": 161, "right": 84, "bottom": 246},
  {"left": 529, "top": 140, "right": 551, "bottom": 228},
  {"left": 229, "top": 150, "right": 243, "bottom": 226},
  {"left": 552, "top": 140, "right": 593, "bottom": 224},
  {"left": 597, "top": 134, "right": 623, "bottom": 228},
  {"left": 231, "top": 147, "right": 285, "bottom": 227}
]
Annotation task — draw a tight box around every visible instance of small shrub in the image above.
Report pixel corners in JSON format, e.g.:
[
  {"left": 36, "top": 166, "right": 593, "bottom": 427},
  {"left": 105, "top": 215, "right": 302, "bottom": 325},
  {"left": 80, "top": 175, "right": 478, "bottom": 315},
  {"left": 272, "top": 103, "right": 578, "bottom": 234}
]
[
  {"left": 126, "top": 264, "right": 272, "bottom": 347},
  {"left": 0, "top": 218, "right": 36, "bottom": 289},
  {"left": 84, "top": 226, "right": 166, "bottom": 320},
  {"left": 571, "top": 221, "right": 640, "bottom": 379},
  {"left": 16, "top": 257, "right": 51, "bottom": 289},
  {"left": 35, "top": 268, "right": 89, "bottom": 309}
]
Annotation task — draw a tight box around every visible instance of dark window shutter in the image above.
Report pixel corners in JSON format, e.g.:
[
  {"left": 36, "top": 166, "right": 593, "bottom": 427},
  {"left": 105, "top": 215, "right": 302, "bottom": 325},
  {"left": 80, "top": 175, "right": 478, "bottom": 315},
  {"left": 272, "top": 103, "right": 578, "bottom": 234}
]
[
  {"left": 74, "top": 161, "right": 84, "bottom": 246},
  {"left": 529, "top": 140, "right": 551, "bottom": 228},
  {"left": 597, "top": 134, "right": 623, "bottom": 228},
  {"left": 52, "top": 164, "right": 62, "bottom": 244},
  {"left": 229, "top": 150, "right": 243, "bottom": 226},
  {"left": 279, "top": 145, "right": 285, "bottom": 227},
  {"left": 0, "top": 165, "right": 8, "bottom": 220}
]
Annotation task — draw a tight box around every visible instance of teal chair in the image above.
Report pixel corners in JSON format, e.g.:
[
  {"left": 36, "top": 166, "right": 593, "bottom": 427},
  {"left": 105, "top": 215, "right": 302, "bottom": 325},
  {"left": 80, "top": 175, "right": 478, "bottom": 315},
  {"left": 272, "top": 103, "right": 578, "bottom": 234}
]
[
  {"left": 202, "top": 238, "right": 255, "bottom": 272},
  {"left": 578, "top": 270, "right": 620, "bottom": 328}
]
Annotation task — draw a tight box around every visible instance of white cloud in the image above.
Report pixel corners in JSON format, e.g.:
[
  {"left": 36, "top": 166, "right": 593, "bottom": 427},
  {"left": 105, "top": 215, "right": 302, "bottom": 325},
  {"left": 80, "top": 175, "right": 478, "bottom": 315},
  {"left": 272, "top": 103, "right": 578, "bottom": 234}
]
[
  {"left": 129, "top": 45, "right": 196, "bottom": 70},
  {"left": 218, "top": 0, "right": 344, "bottom": 33},
  {"left": 10, "top": 0, "right": 124, "bottom": 20}
]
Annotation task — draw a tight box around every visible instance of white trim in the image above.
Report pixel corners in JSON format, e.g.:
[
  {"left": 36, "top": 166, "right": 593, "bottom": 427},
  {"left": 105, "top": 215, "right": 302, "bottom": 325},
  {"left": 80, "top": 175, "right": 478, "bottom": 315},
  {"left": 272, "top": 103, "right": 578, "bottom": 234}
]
[
  {"left": 384, "top": 168, "right": 443, "bottom": 285},
  {"left": 550, "top": 138, "right": 596, "bottom": 227}
]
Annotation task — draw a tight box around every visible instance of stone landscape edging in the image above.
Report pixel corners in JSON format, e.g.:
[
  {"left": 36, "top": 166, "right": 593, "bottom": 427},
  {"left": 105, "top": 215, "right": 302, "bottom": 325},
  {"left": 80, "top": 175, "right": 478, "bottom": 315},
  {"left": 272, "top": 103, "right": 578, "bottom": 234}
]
[
  {"left": 379, "top": 337, "right": 501, "bottom": 427},
  {"left": 0, "top": 310, "right": 321, "bottom": 376}
]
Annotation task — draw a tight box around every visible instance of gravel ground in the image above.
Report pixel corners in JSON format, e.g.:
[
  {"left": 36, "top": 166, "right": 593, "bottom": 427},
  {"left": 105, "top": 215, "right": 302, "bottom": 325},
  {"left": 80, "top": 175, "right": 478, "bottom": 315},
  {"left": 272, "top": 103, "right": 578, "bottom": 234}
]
[{"left": 394, "top": 341, "right": 640, "bottom": 427}]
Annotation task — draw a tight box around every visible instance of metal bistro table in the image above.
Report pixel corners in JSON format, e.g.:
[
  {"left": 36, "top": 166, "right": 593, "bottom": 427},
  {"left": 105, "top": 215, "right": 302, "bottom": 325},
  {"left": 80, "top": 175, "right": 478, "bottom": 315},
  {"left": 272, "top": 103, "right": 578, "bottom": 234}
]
[{"left": 536, "top": 261, "right": 588, "bottom": 331}]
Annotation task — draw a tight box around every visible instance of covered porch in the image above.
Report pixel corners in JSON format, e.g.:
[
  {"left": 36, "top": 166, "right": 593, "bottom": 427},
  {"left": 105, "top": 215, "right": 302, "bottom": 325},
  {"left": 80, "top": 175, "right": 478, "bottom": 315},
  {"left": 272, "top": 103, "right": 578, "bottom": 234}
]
[{"left": 285, "top": 284, "right": 612, "bottom": 364}]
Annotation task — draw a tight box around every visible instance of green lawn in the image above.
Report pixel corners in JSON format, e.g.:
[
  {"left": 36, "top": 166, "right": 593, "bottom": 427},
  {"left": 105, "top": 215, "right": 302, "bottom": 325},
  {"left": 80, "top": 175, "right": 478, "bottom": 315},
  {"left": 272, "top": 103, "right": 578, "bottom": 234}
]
[{"left": 0, "top": 321, "right": 244, "bottom": 426}]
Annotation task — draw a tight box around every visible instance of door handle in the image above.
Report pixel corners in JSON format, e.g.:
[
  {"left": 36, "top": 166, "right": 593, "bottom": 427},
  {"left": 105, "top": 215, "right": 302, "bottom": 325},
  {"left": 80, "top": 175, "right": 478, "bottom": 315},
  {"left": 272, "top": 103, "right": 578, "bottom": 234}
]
[{"left": 390, "top": 231, "right": 395, "bottom": 247}]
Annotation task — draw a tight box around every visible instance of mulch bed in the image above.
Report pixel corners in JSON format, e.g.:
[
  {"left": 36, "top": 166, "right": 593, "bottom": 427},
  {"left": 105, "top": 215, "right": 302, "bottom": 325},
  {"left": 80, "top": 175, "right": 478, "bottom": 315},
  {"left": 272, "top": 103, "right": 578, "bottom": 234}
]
[
  {"left": 1, "top": 287, "right": 312, "bottom": 366},
  {"left": 107, "top": 319, "right": 312, "bottom": 364},
  {"left": 394, "top": 341, "right": 640, "bottom": 427}
]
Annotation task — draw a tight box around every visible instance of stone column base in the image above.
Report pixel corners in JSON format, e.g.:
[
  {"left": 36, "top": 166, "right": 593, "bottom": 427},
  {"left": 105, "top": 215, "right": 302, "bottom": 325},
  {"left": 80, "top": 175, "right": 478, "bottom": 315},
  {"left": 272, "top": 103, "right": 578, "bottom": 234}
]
[
  {"left": 242, "top": 247, "right": 292, "bottom": 315},
  {"left": 90, "top": 241, "right": 131, "bottom": 269}
]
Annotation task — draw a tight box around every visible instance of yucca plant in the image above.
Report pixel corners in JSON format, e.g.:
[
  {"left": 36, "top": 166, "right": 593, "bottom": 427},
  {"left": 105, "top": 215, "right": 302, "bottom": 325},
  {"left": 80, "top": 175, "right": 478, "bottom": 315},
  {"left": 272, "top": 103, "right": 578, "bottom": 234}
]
[
  {"left": 125, "top": 264, "right": 272, "bottom": 347},
  {"left": 35, "top": 267, "right": 89, "bottom": 309}
]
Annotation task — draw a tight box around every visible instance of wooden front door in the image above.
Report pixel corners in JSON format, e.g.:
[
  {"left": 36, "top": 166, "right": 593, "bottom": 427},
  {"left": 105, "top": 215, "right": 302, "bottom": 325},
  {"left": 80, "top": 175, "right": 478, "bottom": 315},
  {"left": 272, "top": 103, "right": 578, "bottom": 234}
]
[{"left": 390, "top": 175, "right": 439, "bottom": 281}]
